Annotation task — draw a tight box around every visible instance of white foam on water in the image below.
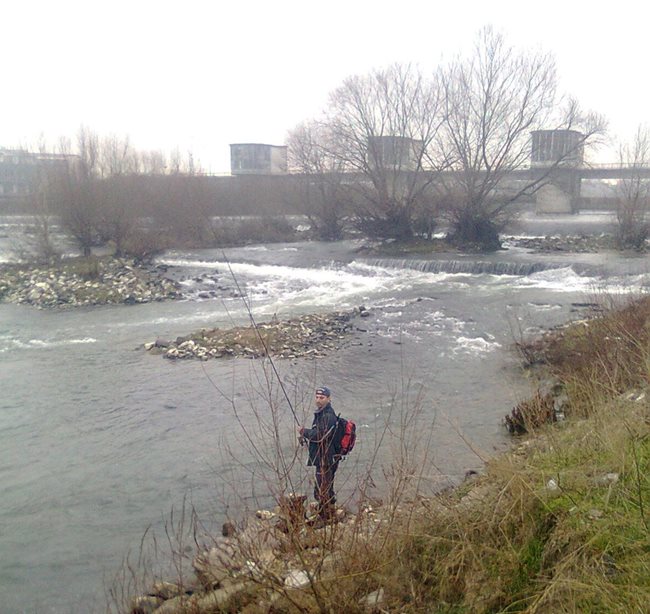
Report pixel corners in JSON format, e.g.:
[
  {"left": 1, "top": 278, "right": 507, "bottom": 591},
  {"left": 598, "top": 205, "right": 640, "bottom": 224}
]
[
  {"left": 373, "top": 296, "right": 437, "bottom": 309},
  {"left": 513, "top": 267, "right": 650, "bottom": 294},
  {"left": 418, "top": 310, "right": 466, "bottom": 336},
  {"left": 109, "top": 303, "right": 249, "bottom": 330},
  {"left": 203, "top": 260, "right": 447, "bottom": 311},
  {"left": 453, "top": 335, "right": 502, "bottom": 356},
  {"left": 374, "top": 325, "right": 425, "bottom": 342},
  {"left": 157, "top": 257, "right": 219, "bottom": 268},
  {"left": 1, "top": 336, "right": 98, "bottom": 353},
  {"left": 158, "top": 253, "right": 650, "bottom": 318},
  {"left": 525, "top": 302, "right": 563, "bottom": 312},
  {"left": 374, "top": 307, "right": 468, "bottom": 343},
  {"left": 178, "top": 277, "right": 219, "bottom": 288},
  {"left": 382, "top": 311, "right": 403, "bottom": 318},
  {"left": 373, "top": 298, "right": 410, "bottom": 309}
]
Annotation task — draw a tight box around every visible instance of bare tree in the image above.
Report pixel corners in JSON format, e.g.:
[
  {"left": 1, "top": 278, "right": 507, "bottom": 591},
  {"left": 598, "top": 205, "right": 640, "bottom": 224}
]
[
  {"left": 140, "top": 149, "right": 168, "bottom": 175},
  {"left": 323, "top": 63, "right": 446, "bottom": 239},
  {"left": 95, "top": 175, "right": 140, "bottom": 256},
  {"left": 99, "top": 134, "right": 138, "bottom": 177},
  {"left": 53, "top": 127, "right": 103, "bottom": 256},
  {"left": 440, "top": 27, "right": 606, "bottom": 250},
  {"left": 56, "top": 165, "right": 101, "bottom": 257},
  {"left": 615, "top": 126, "right": 650, "bottom": 249},
  {"left": 287, "top": 121, "right": 349, "bottom": 239},
  {"left": 17, "top": 169, "right": 62, "bottom": 265},
  {"left": 77, "top": 125, "right": 101, "bottom": 178}
]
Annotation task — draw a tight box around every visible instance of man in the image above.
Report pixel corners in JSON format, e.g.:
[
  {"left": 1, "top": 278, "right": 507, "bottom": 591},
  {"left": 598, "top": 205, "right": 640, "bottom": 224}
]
[{"left": 299, "top": 386, "right": 339, "bottom": 522}]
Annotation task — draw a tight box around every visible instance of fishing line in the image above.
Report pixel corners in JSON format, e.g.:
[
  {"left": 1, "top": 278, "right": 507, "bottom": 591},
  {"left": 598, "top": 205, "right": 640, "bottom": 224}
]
[{"left": 221, "top": 250, "right": 302, "bottom": 426}]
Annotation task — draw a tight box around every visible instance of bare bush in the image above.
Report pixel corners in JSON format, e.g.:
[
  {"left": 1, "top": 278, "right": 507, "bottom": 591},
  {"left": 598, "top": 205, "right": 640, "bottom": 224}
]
[
  {"left": 287, "top": 121, "right": 349, "bottom": 240},
  {"left": 615, "top": 125, "right": 650, "bottom": 249}
]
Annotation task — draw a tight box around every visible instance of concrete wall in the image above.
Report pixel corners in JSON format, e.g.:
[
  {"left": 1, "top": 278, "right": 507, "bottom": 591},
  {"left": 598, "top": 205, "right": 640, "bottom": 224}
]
[{"left": 535, "top": 182, "right": 574, "bottom": 213}]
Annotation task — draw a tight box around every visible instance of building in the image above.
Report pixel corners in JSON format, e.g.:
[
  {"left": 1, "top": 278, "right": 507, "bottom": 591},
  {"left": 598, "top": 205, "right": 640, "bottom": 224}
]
[
  {"left": 229, "top": 143, "right": 288, "bottom": 175},
  {"left": 530, "top": 130, "right": 584, "bottom": 168},
  {"left": 0, "top": 148, "right": 77, "bottom": 200},
  {"left": 367, "top": 136, "right": 423, "bottom": 171}
]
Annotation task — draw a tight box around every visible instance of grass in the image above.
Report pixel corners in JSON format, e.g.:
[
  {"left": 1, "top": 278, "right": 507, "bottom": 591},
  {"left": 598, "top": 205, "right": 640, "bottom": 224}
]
[
  {"left": 373, "top": 295, "right": 650, "bottom": 613},
  {"left": 323, "top": 295, "right": 650, "bottom": 612},
  {"left": 360, "top": 237, "right": 458, "bottom": 257}
]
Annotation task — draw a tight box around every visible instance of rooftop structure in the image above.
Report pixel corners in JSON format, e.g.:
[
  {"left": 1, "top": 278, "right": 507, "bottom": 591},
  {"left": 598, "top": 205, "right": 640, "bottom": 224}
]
[
  {"left": 531, "top": 130, "right": 584, "bottom": 168},
  {"left": 229, "top": 143, "right": 288, "bottom": 175}
]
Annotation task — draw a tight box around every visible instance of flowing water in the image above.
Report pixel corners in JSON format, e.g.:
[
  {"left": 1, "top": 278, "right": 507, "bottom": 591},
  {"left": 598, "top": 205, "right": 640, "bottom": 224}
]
[{"left": 1, "top": 214, "right": 649, "bottom": 613}]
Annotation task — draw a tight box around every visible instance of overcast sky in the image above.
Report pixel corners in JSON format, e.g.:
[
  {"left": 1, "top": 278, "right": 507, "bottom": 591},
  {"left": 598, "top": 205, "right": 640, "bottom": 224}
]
[{"left": 2, "top": 0, "right": 647, "bottom": 172}]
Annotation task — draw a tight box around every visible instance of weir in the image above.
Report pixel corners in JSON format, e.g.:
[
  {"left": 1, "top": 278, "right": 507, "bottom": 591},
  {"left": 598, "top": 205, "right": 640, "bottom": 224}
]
[{"left": 360, "top": 257, "right": 569, "bottom": 276}]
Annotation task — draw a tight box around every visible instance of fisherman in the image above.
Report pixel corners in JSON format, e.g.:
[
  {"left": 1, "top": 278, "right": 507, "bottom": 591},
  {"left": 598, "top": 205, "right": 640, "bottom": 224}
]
[{"left": 299, "top": 386, "right": 339, "bottom": 522}]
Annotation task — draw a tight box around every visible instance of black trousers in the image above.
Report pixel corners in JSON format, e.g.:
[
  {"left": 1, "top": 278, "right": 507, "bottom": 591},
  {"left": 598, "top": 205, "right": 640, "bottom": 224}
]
[{"left": 314, "top": 460, "right": 339, "bottom": 507}]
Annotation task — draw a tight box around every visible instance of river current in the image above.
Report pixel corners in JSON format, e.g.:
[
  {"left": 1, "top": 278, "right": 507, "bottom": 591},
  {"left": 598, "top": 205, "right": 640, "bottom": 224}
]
[{"left": 1, "top": 213, "right": 649, "bottom": 613}]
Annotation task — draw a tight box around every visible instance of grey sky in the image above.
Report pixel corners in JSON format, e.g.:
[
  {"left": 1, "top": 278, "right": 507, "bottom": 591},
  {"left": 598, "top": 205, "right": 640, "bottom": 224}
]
[{"left": 3, "top": 0, "right": 645, "bottom": 171}]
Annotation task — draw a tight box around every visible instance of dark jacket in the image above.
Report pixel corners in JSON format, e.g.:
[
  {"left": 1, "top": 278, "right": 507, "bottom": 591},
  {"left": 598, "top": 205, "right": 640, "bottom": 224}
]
[{"left": 303, "top": 403, "right": 338, "bottom": 467}]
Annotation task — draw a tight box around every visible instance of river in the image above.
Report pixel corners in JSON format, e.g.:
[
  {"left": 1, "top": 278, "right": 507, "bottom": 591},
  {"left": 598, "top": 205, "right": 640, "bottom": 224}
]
[{"left": 1, "top": 213, "right": 648, "bottom": 613}]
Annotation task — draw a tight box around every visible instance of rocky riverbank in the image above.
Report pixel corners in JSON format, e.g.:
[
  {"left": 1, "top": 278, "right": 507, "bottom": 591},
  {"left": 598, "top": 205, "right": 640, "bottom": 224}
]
[
  {"left": 145, "top": 308, "right": 370, "bottom": 360},
  {"left": 357, "top": 233, "right": 623, "bottom": 257},
  {"left": 127, "top": 495, "right": 391, "bottom": 614},
  {"left": 0, "top": 257, "right": 182, "bottom": 308},
  {"left": 503, "top": 234, "right": 619, "bottom": 253}
]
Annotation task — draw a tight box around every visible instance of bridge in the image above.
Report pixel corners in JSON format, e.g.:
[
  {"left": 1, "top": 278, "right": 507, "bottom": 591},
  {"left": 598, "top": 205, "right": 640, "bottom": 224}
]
[{"left": 521, "top": 163, "right": 650, "bottom": 214}]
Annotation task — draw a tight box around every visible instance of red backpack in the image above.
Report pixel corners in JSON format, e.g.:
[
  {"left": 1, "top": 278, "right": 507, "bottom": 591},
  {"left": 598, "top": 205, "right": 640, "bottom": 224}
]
[{"left": 334, "top": 415, "right": 356, "bottom": 458}]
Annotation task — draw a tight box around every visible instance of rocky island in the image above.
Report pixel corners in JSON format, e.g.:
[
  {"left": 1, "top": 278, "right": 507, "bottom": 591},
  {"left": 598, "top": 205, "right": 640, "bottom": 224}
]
[
  {"left": 145, "top": 308, "right": 371, "bottom": 361},
  {"left": 0, "top": 257, "right": 182, "bottom": 308}
]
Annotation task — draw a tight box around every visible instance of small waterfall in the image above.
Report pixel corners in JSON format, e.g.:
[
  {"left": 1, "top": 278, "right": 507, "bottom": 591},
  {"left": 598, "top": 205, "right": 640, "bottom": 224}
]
[{"left": 360, "top": 258, "right": 567, "bottom": 276}]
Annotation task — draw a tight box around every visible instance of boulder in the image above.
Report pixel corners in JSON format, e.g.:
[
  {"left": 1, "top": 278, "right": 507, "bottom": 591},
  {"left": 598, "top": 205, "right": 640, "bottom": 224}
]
[
  {"left": 284, "top": 569, "right": 310, "bottom": 588},
  {"left": 192, "top": 538, "right": 239, "bottom": 587},
  {"left": 149, "top": 581, "right": 185, "bottom": 600},
  {"left": 360, "top": 587, "right": 385, "bottom": 610},
  {"left": 129, "top": 595, "right": 163, "bottom": 614}
]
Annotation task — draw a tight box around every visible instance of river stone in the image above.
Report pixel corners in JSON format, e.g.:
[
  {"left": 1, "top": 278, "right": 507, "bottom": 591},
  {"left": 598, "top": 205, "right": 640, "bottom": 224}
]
[
  {"left": 284, "top": 569, "right": 310, "bottom": 588},
  {"left": 146, "top": 595, "right": 188, "bottom": 614},
  {"left": 222, "top": 521, "right": 237, "bottom": 537},
  {"left": 129, "top": 594, "right": 163, "bottom": 614},
  {"left": 149, "top": 580, "right": 185, "bottom": 600},
  {"left": 194, "top": 581, "right": 254, "bottom": 610},
  {"left": 192, "top": 538, "right": 239, "bottom": 587},
  {"left": 147, "top": 309, "right": 361, "bottom": 361},
  {"left": 360, "top": 587, "right": 385, "bottom": 609},
  {"left": 0, "top": 258, "right": 184, "bottom": 309}
]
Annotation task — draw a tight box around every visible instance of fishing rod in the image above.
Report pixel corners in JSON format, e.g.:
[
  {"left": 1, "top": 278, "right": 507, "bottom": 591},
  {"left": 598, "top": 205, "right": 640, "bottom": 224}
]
[{"left": 221, "top": 251, "right": 302, "bottom": 427}]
